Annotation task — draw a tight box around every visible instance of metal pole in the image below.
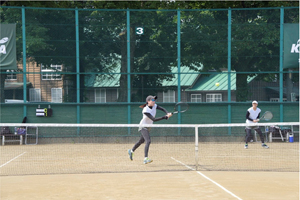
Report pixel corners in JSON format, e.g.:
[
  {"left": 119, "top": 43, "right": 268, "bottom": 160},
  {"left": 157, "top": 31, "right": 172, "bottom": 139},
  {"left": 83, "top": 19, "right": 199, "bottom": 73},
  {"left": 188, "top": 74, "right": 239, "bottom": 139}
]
[
  {"left": 177, "top": 9, "right": 181, "bottom": 134},
  {"left": 279, "top": 7, "right": 284, "bottom": 122},
  {"left": 227, "top": 8, "right": 232, "bottom": 104},
  {"left": 127, "top": 9, "right": 131, "bottom": 134},
  {"left": 75, "top": 8, "right": 80, "bottom": 132},
  {"left": 22, "top": 6, "right": 27, "bottom": 117},
  {"left": 177, "top": 9, "right": 181, "bottom": 104},
  {"left": 227, "top": 8, "right": 232, "bottom": 134}
]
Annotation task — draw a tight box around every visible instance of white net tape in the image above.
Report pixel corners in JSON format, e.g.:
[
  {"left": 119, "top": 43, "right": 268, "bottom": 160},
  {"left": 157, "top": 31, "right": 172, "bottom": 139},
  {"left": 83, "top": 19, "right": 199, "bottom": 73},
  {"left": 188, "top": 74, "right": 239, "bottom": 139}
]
[{"left": 1, "top": 122, "right": 298, "bottom": 128}]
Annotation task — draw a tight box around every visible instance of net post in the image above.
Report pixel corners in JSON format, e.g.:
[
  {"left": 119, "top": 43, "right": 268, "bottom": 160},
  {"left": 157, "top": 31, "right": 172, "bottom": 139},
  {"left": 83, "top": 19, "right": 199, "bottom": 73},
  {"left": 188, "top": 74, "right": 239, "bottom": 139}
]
[{"left": 195, "top": 125, "right": 199, "bottom": 171}]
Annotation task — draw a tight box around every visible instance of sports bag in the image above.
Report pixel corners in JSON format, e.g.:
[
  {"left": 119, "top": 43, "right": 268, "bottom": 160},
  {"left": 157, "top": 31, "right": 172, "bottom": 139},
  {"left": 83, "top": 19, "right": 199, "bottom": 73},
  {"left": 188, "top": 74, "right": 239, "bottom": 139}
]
[
  {"left": 1, "top": 126, "right": 11, "bottom": 135},
  {"left": 16, "top": 128, "right": 26, "bottom": 135}
]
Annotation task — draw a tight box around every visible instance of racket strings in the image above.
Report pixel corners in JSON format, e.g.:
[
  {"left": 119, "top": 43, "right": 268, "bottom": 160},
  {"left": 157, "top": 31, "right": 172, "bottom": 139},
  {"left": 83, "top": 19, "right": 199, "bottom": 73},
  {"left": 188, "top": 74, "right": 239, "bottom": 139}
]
[
  {"left": 262, "top": 112, "right": 273, "bottom": 120},
  {"left": 174, "top": 103, "right": 188, "bottom": 113}
]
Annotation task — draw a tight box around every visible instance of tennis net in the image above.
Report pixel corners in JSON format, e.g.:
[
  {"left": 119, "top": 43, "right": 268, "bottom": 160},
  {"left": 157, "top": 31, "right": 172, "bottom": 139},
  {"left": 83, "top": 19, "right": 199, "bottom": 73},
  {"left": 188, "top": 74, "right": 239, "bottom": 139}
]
[{"left": 0, "top": 122, "right": 298, "bottom": 175}]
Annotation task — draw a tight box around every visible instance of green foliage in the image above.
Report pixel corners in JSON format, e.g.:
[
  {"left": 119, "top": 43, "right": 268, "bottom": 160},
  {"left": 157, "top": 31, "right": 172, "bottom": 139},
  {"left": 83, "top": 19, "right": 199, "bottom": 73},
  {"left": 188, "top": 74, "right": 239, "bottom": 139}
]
[{"left": 0, "top": 1, "right": 298, "bottom": 102}]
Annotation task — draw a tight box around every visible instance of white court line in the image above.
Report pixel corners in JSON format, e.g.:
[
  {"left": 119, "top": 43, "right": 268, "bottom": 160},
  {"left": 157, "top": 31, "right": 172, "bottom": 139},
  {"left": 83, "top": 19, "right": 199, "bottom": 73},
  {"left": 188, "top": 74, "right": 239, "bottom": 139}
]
[
  {"left": 0, "top": 152, "right": 27, "bottom": 168},
  {"left": 171, "top": 157, "right": 243, "bottom": 200}
]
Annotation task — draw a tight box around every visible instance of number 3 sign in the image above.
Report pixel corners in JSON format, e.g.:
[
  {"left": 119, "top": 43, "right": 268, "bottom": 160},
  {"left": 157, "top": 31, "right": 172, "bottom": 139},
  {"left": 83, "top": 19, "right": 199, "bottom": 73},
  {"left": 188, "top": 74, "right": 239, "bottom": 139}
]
[{"left": 135, "top": 27, "right": 144, "bottom": 35}]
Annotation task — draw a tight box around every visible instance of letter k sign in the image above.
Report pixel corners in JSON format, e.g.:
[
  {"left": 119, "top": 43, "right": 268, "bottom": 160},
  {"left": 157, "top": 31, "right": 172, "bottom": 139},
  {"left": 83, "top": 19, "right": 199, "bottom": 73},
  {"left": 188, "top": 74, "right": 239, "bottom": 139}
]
[{"left": 291, "top": 39, "right": 300, "bottom": 53}]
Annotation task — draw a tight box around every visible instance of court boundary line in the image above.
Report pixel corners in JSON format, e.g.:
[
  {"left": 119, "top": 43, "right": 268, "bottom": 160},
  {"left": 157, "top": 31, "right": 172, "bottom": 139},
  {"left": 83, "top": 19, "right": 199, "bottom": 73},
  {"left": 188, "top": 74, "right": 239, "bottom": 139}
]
[
  {"left": 0, "top": 152, "right": 27, "bottom": 168},
  {"left": 171, "top": 157, "right": 243, "bottom": 200}
]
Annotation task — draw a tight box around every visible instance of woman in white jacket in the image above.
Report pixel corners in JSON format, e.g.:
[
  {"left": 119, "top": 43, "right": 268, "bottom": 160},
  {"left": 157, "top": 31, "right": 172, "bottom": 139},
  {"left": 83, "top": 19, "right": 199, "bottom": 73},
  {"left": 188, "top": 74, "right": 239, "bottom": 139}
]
[{"left": 128, "top": 95, "right": 172, "bottom": 164}]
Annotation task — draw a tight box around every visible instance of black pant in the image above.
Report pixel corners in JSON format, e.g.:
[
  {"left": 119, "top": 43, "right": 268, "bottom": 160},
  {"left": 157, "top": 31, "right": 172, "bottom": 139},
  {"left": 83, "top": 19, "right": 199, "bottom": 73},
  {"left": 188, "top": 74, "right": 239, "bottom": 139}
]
[
  {"left": 132, "top": 128, "right": 151, "bottom": 158},
  {"left": 245, "top": 128, "right": 264, "bottom": 144}
]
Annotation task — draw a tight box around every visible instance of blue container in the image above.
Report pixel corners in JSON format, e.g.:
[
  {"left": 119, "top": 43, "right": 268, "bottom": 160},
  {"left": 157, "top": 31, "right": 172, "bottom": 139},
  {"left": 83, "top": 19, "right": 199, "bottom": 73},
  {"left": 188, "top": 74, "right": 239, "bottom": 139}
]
[{"left": 289, "top": 134, "right": 294, "bottom": 143}]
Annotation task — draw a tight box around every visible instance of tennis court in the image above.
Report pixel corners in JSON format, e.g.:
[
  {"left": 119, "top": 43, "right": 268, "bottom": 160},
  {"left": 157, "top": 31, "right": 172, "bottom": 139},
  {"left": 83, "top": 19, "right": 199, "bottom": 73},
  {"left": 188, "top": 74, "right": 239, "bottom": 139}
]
[
  {"left": 1, "top": 142, "right": 299, "bottom": 200},
  {"left": 0, "top": 4, "right": 299, "bottom": 200},
  {"left": 1, "top": 171, "right": 298, "bottom": 200}
]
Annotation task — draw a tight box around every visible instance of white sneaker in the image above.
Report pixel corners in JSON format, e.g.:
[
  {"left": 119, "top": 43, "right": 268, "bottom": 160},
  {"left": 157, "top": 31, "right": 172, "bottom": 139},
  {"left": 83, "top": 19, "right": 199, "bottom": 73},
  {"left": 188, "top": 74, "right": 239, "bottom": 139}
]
[
  {"left": 128, "top": 149, "right": 133, "bottom": 161},
  {"left": 262, "top": 143, "right": 269, "bottom": 149},
  {"left": 144, "top": 158, "right": 153, "bottom": 164}
]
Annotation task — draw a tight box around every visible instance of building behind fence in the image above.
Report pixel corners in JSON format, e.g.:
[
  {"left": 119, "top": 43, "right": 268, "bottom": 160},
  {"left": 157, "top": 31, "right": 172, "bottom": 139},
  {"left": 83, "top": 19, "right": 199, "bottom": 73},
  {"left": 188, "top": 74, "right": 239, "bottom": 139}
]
[{"left": 0, "top": 6, "right": 299, "bottom": 124}]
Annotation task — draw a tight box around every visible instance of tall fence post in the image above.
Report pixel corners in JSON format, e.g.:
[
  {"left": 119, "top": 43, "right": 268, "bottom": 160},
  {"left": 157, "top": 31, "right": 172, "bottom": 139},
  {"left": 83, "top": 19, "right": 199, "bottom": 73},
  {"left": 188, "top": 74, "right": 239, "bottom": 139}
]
[
  {"left": 177, "top": 9, "right": 181, "bottom": 135},
  {"left": 75, "top": 8, "right": 81, "bottom": 135},
  {"left": 22, "top": 6, "right": 27, "bottom": 117},
  {"left": 279, "top": 7, "right": 284, "bottom": 122},
  {"left": 127, "top": 9, "right": 131, "bottom": 134},
  {"left": 227, "top": 8, "right": 232, "bottom": 134}
]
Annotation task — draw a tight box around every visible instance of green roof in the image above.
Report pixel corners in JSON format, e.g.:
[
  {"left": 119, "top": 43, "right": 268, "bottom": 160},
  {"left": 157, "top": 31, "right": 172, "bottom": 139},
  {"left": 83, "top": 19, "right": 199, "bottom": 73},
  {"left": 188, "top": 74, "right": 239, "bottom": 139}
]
[
  {"left": 85, "top": 66, "right": 199, "bottom": 88},
  {"left": 162, "top": 67, "right": 199, "bottom": 87},
  {"left": 186, "top": 72, "right": 255, "bottom": 91},
  {"left": 85, "top": 66, "right": 121, "bottom": 88},
  {"left": 85, "top": 67, "right": 255, "bottom": 91}
]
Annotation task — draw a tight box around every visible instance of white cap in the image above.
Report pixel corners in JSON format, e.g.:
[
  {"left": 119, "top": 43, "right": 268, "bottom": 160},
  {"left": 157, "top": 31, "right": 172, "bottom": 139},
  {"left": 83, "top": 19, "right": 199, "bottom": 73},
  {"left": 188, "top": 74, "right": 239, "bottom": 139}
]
[
  {"left": 252, "top": 100, "right": 258, "bottom": 104},
  {"left": 146, "top": 95, "right": 157, "bottom": 102}
]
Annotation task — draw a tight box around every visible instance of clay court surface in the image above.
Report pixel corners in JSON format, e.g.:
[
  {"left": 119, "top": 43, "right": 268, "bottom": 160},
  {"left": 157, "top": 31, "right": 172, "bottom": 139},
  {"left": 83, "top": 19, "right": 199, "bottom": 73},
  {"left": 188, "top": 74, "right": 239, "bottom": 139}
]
[{"left": 0, "top": 143, "right": 299, "bottom": 199}]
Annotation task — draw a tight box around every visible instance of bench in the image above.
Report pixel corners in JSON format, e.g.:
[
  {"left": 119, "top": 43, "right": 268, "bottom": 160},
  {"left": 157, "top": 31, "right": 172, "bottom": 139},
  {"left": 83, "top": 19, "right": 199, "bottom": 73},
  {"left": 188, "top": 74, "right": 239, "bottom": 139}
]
[
  {"left": 265, "top": 126, "right": 294, "bottom": 142},
  {"left": 2, "top": 134, "right": 23, "bottom": 145},
  {"left": 1, "top": 126, "right": 38, "bottom": 145}
]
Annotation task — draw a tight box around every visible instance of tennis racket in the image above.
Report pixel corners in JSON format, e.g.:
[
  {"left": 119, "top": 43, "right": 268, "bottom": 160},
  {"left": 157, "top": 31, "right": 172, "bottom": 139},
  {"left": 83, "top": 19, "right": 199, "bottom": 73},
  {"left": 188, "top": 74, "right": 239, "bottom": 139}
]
[
  {"left": 257, "top": 111, "right": 273, "bottom": 121},
  {"left": 171, "top": 102, "right": 189, "bottom": 114}
]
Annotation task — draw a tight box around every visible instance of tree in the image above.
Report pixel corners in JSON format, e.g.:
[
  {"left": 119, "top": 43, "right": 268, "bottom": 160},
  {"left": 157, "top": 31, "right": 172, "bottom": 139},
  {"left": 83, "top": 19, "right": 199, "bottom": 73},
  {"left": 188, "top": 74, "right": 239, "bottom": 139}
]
[
  {"left": 68, "top": 1, "right": 179, "bottom": 102},
  {"left": 173, "top": 1, "right": 299, "bottom": 101},
  {"left": 1, "top": 1, "right": 298, "bottom": 102},
  {"left": 1, "top": 1, "right": 179, "bottom": 102}
]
